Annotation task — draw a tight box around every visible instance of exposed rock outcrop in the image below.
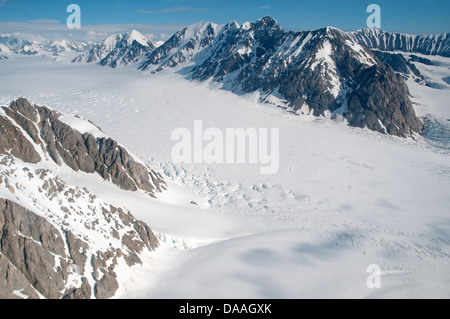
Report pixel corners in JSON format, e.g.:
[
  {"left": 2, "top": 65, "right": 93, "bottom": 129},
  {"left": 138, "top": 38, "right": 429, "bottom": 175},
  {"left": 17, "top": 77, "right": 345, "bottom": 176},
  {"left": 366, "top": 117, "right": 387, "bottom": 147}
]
[
  {"left": 0, "top": 98, "right": 166, "bottom": 195},
  {"left": 345, "top": 64, "right": 423, "bottom": 136},
  {"left": 72, "top": 18, "right": 440, "bottom": 137},
  {"left": 0, "top": 194, "right": 159, "bottom": 299},
  {"left": 139, "top": 21, "right": 221, "bottom": 72}
]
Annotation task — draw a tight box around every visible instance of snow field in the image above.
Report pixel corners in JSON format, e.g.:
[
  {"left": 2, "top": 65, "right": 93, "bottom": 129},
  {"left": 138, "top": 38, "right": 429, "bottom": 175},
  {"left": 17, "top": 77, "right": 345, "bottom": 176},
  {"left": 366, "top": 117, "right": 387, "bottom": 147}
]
[{"left": 0, "top": 55, "right": 449, "bottom": 298}]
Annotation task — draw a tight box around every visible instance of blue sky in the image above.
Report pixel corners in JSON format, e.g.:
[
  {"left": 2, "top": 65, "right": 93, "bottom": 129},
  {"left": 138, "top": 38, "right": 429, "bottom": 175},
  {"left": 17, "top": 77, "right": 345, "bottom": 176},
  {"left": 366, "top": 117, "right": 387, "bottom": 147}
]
[{"left": 0, "top": 0, "right": 449, "bottom": 36}]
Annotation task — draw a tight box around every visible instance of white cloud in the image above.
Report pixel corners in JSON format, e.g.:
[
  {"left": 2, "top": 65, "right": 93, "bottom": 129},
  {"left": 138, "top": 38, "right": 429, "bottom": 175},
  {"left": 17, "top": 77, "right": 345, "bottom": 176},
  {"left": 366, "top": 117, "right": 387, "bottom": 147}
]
[
  {"left": 0, "top": 22, "right": 186, "bottom": 42},
  {"left": 28, "top": 19, "right": 61, "bottom": 24}
]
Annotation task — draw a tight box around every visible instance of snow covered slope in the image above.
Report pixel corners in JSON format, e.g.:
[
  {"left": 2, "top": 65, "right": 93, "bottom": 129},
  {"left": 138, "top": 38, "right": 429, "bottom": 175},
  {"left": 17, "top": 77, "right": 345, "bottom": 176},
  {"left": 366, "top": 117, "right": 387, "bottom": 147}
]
[
  {"left": 139, "top": 21, "right": 221, "bottom": 72},
  {"left": 1, "top": 54, "right": 448, "bottom": 298}
]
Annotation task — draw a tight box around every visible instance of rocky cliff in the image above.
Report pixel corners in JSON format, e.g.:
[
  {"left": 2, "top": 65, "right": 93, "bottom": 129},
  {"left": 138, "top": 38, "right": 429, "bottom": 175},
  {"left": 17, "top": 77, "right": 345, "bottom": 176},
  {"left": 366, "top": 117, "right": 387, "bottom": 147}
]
[
  {"left": 349, "top": 29, "right": 450, "bottom": 58},
  {"left": 0, "top": 98, "right": 165, "bottom": 299}
]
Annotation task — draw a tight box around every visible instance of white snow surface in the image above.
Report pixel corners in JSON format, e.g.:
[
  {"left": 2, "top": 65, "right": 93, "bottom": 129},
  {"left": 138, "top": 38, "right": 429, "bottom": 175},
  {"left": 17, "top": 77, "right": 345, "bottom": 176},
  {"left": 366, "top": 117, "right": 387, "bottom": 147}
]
[
  {"left": 0, "top": 54, "right": 449, "bottom": 299},
  {"left": 59, "top": 115, "right": 107, "bottom": 139},
  {"left": 127, "top": 30, "right": 150, "bottom": 47}
]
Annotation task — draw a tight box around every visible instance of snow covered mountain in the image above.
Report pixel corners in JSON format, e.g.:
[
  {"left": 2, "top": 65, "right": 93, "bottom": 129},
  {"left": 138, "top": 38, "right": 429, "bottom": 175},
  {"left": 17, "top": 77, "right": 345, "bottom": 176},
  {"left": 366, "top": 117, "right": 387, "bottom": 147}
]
[
  {"left": 349, "top": 29, "right": 450, "bottom": 57},
  {"left": 65, "top": 17, "right": 450, "bottom": 137},
  {"left": 0, "top": 34, "right": 90, "bottom": 60},
  {"left": 190, "top": 17, "right": 423, "bottom": 137},
  {"left": 0, "top": 98, "right": 166, "bottom": 299},
  {"left": 139, "top": 21, "right": 222, "bottom": 72},
  {"left": 72, "top": 30, "right": 156, "bottom": 68}
]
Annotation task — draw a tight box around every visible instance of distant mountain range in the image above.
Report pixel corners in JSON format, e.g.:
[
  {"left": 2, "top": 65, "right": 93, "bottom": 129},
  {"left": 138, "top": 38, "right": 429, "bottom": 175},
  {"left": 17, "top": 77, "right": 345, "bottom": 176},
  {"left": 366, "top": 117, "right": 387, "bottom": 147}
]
[
  {"left": 0, "top": 17, "right": 449, "bottom": 300},
  {"left": 0, "top": 34, "right": 91, "bottom": 59},
  {"left": 2, "top": 17, "right": 449, "bottom": 137}
]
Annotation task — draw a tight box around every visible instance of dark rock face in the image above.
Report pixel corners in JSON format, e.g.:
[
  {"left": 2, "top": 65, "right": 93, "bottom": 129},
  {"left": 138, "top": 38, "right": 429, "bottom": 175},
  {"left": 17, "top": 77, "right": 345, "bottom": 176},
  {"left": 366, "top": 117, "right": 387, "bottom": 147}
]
[
  {"left": 408, "top": 54, "right": 434, "bottom": 66},
  {"left": 0, "top": 196, "right": 159, "bottom": 299},
  {"left": 0, "top": 98, "right": 166, "bottom": 195},
  {"left": 0, "top": 198, "right": 67, "bottom": 299}
]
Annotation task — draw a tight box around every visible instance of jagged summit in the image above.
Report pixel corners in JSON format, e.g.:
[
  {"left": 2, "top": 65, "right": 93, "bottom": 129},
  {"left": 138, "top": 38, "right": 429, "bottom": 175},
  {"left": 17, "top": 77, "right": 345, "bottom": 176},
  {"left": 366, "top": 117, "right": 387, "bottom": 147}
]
[
  {"left": 72, "top": 30, "right": 156, "bottom": 67},
  {"left": 188, "top": 19, "right": 423, "bottom": 136}
]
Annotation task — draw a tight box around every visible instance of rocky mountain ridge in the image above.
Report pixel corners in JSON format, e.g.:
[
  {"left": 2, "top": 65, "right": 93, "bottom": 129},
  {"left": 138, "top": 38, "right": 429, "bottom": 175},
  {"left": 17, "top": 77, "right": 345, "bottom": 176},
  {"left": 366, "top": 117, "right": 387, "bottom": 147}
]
[
  {"left": 0, "top": 34, "right": 91, "bottom": 59},
  {"left": 5, "top": 18, "right": 449, "bottom": 137},
  {"left": 189, "top": 18, "right": 424, "bottom": 136},
  {"left": 72, "top": 30, "right": 156, "bottom": 68},
  {"left": 0, "top": 98, "right": 166, "bottom": 299}
]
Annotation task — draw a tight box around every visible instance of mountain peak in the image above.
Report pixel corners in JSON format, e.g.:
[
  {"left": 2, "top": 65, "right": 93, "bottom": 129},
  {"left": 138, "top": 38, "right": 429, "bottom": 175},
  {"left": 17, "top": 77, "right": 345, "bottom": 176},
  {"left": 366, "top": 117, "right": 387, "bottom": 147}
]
[
  {"left": 182, "top": 21, "right": 221, "bottom": 40},
  {"left": 314, "top": 26, "right": 345, "bottom": 38},
  {"left": 254, "top": 16, "right": 282, "bottom": 31},
  {"left": 127, "top": 29, "right": 150, "bottom": 47}
]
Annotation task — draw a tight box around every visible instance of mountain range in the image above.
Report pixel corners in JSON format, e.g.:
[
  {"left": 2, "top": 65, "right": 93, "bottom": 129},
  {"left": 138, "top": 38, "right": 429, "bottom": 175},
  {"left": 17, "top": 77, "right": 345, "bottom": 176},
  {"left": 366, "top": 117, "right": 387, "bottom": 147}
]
[
  {"left": 72, "top": 30, "right": 157, "bottom": 68},
  {"left": 0, "top": 34, "right": 91, "bottom": 60},
  {"left": 2, "top": 17, "right": 449, "bottom": 137},
  {"left": 69, "top": 17, "right": 448, "bottom": 137}
]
